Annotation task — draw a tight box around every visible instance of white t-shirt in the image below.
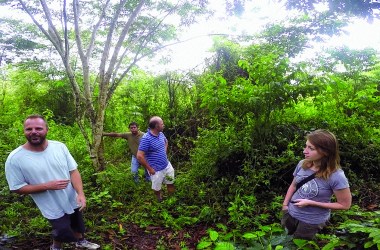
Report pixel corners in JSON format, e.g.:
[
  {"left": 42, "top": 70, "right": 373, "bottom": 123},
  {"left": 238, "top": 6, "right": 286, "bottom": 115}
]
[{"left": 5, "top": 140, "right": 79, "bottom": 219}]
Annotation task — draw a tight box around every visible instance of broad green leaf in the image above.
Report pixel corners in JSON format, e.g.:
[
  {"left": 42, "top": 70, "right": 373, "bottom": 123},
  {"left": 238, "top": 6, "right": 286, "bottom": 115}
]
[
  {"left": 196, "top": 241, "right": 213, "bottom": 249},
  {"left": 209, "top": 230, "right": 219, "bottom": 241},
  {"left": 215, "top": 242, "right": 235, "bottom": 250}
]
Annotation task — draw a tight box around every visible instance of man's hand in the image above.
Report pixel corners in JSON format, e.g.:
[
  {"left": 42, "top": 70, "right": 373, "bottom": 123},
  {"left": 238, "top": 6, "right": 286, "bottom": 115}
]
[
  {"left": 148, "top": 167, "right": 155, "bottom": 175},
  {"left": 137, "top": 150, "right": 155, "bottom": 175},
  {"left": 76, "top": 194, "right": 87, "bottom": 211},
  {"left": 46, "top": 179, "right": 70, "bottom": 190},
  {"left": 15, "top": 179, "right": 70, "bottom": 195}
]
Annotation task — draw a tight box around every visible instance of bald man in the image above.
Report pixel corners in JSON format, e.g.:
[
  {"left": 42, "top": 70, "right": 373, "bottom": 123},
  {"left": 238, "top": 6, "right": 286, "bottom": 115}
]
[{"left": 137, "top": 116, "right": 175, "bottom": 202}]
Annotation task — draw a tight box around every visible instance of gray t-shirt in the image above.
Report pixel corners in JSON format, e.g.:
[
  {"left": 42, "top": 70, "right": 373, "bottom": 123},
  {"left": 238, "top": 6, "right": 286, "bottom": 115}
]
[
  {"left": 5, "top": 140, "right": 79, "bottom": 219},
  {"left": 288, "top": 160, "right": 349, "bottom": 224}
]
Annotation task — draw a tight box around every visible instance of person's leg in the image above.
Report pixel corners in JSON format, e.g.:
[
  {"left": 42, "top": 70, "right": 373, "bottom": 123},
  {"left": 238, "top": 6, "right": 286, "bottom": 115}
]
[
  {"left": 70, "top": 208, "right": 86, "bottom": 240},
  {"left": 281, "top": 211, "right": 298, "bottom": 235},
  {"left": 151, "top": 169, "right": 164, "bottom": 201},
  {"left": 70, "top": 209, "right": 100, "bottom": 249},
  {"left": 163, "top": 162, "right": 175, "bottom": 195},
  {"left": 144, "top": 167, "right": 151, "bottom": 181},
  {"left": 167, "top": 184, "right": 175, "bottom": 194},
  {"left": 293, "top": 220, "right": 325, "bottom": 240},
  {"left": 48, "top": 213, "right": 78, "bottom": 248},
  {"left": 131, "top": 155, "right": 139, "bottom": 183},
  {"left": 154, "top": 190, "right": 162, "bottom": 201}
]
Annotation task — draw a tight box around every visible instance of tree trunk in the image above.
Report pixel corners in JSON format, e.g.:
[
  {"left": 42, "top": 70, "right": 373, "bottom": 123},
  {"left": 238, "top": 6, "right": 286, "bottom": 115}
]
[
  {"left": 90, "top": 104, "right": 107, "bottom": 171},
  {"left": 89, "top": 139, "right": 106, "bottom": 171},
  {"left": 15, "top": 0, "right": 210, "bottom": 171}
]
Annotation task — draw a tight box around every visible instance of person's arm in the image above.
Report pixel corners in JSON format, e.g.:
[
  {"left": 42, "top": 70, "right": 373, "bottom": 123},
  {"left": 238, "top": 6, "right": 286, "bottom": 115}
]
[
  {"left": 165, "top": 138, "right": 168, "bottom": 153},
  {"left": 13, "top": 179, "right": 70, "bottom": 195},
  {"left": 282, "top": 178, "right": 297, "bottom": 211},
  {"left": 70, "top": 169, "right": 86, "bottom": 211},
  {"left": 136, "top": 150, "right": 155, "bottom": 175},
  {"left": 293, "top": 188, "right": 352, "bottom": 210},
  {"left": 103, "top": 132, "right": 126, "bottom": 138}
]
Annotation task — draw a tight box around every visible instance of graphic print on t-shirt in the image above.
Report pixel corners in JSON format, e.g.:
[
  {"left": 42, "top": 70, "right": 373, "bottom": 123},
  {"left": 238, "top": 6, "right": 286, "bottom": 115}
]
[{"left": 296, "top": 176, "right": 318, "bottom": 199}]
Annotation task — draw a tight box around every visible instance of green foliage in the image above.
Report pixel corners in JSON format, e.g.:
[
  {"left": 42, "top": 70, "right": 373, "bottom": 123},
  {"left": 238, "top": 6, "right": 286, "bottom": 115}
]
[
  {"left": 28, "top": 216, "right": 50, "bottom": 234},
  {"left": 292, "top": 238, "right": 320, "bottom": 250},
  {"left": 197, "top": 223, "right": 292, "bottom": 250},
  {"left": 1, "top": 67, "right": 75, "bottom": 124},
  {"left": 0, "top": 8, "right": 380, "bottom": 249},
  {"left": 0, "top": 19, "right": 46, "bottom": 64},
  {"left": 196, "top": 225, "right": 236, "bottom": 250},
  {"left": 94, "top": 164, "right": 136, "bottom": 202},
  {"left": 227, "top": 194, "right": 271, "bottom": 230},
  {"left": 333, "top": 208, "right": 380, "bottom": 249},
  {"left": 0, "top": 196, "right": 46, "bottom": 238},
  {"left": 242, "top": 224, "right": 288, "bottom": 249},
  {"left": 285, "top": 0, "right": 380, "bottom": 20},
  {"left": 186, "top": 25, "right": 380, "bottom": 250},
  {"left": 104, "top": 70, "right": 198, "bottom": 166}
]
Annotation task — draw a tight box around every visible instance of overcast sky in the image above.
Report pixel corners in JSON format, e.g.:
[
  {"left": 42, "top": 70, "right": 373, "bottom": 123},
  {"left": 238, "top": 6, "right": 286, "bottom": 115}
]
[
  {"left": 142, "top": 0, "right": 380, "bottom": 74},
  {"left": 1, "top": 1, "right": 379, "bottom": 74}
]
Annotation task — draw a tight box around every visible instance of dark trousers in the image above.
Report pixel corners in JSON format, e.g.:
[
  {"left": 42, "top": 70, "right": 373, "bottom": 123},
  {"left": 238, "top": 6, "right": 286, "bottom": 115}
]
[
  {"left": 48, "top": 208, "right": 86, "bottom": 242},
  {"left": 281, "top": 210, "right": 325, "bottom": 240}
]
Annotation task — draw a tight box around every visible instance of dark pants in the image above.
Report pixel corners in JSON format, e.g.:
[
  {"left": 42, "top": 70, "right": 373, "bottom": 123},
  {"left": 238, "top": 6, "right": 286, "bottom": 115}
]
[
  {"left": 281, "top": 211, "right": 325, "bottom": 240},
  {"left": 48, "top": 208, "right": 86, "bottom": 243}
]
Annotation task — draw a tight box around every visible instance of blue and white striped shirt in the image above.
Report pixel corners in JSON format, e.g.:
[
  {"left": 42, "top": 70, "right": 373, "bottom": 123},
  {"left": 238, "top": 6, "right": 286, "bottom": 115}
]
[{"left": 138, "top": 129, "right": 168, "bottom": 171}]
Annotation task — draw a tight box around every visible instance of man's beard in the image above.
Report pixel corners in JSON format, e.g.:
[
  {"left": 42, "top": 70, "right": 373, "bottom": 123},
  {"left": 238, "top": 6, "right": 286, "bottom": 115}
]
[{"left": 27, "top": 135, "right": 46, "bottom": 146}]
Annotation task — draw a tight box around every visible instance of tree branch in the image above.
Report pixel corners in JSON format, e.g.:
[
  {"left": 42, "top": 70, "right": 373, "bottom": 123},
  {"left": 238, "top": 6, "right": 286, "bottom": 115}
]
[
  {"left": 17, "top": 0, "right": 62, "bottom": 55},
  {"left": 86, "top": 0, "right": 111, "bottom": 59},
  {"left": 39, "top": 0, "right": 64, "bottom": 55},
  {"left": 73, "top": 0, "right": 96, "bottom": 123},
  {"left": 105, "top": 0, "right": 146, "bottom": 84},
  {"left": 98, "top": 0, "right": 128, "bottom": 83},
  {"left": 62, "top": 0, "right": 69, "bottom": 62}
]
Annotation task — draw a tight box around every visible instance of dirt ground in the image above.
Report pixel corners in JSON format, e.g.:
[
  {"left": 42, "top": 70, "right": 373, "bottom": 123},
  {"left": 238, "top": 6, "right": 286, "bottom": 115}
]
[{"left": 0, "top": 223, "right": 208, "bottom": 250}]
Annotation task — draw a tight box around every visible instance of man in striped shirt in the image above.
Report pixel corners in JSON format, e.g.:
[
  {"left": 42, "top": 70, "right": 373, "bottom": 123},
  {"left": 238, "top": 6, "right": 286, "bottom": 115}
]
[{"left": 137, "top": 116, "right": 175, "bottom": 202}]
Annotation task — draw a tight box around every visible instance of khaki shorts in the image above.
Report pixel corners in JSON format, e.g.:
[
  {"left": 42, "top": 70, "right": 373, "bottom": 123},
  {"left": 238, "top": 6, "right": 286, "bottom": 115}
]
[
  {"left": 150, "top": 162, "right": 174, "bottom": 191},
  {"left": 281, "top": 210, "right": 325, "bottom": 240}
]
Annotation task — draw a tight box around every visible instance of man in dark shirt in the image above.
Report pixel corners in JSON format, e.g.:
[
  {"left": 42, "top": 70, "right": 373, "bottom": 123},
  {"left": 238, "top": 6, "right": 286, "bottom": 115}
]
[{"left": 103, "top": 122, "right": 150, "bottom": 183}]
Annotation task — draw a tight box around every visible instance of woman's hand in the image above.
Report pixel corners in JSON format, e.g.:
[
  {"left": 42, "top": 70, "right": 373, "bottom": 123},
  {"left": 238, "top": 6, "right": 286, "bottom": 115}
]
[{"left": 292, "top": 199, "right": 313, "bottom": 207}]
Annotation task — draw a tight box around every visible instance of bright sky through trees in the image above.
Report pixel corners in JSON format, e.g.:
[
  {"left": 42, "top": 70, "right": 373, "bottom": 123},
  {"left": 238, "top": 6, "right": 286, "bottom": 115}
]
[
  {"left": 144, "top": 0, "right": 380, "bottom": 73},
  {"left": 1, "top": 1, "right": 379, "bottom": 73}
]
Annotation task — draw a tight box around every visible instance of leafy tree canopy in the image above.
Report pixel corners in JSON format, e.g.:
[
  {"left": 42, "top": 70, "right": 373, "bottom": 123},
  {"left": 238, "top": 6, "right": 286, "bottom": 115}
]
[{"left": 284, "top": 0, "right": 380, "bottom": 20}]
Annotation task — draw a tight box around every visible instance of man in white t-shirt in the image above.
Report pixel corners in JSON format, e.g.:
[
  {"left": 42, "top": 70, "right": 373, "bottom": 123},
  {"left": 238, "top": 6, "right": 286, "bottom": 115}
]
[{"left": 5, "top": 114, "right": 100, "bottom": 250}]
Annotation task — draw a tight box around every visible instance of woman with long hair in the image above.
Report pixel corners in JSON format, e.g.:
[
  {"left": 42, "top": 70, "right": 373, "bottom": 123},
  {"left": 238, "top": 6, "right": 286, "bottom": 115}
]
[{"left": 281, "top": 129, "right": 352, "bottom": 240}]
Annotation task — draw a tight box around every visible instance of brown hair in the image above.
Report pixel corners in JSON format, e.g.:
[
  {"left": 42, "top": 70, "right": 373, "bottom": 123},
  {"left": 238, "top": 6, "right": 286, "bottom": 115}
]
[
  {"left": 302, "top": 129, "right": 341, "bottom": 179},
  {"left": 24, "top": 114, "right": 48, "bottom": 129}
]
